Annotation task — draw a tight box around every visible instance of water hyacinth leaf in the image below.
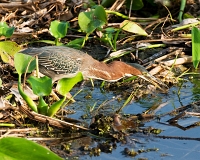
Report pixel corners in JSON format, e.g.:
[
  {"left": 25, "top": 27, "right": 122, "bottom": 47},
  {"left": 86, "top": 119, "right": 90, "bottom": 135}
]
[
  {"left": 15, "top": 52, "right": 38, "bottom": 113},
  {"left": 0, "top": 137, "right": 62, "bottom": 160},
  {"left": 192, "top": 27, "right": 200, "bottom": 69},
  {"left": 38, "top": 96, "right": 48, "bottom": 115},
  {"left": 94, "top": 5, "right": 107, "bottom": 24},
  {"left": 49, "top": 20, "right": 69, "bottom": 39},
  {"left": 14, "top": 53, "right": 36, "bottom": 75},
  {"left": 47, "top": 97, "right": 66, "bottom": 117},
  {"left": 0, "top": 22, "right": 15, "bottom": 37},
  {"left": 0, "top": 41, "right": 21, "bottom": 63},
  {"left": 78, "top": 5, "right": 106, "bottom": 34},
  {"left": 0, "top": 41, "right": 20, "bottom": 56},
  {"left": 120, "top": 20, "right": 148, "bottom": 36},
  {"left": 56, "top": 72, "right": 83, "bottom": 96},
  {"left": 78, "top": 11, "right": 96, "bottom": 33},
  {"left": 0, "top": 50, "right": 9, "bottom": 63},
  {"left": 89, "top": 19, "right": 105, "bottom": 31},
  {"left": 27, "top": 76, "right": 52, "bottom": 97},
  {"left": 66, "top": 37, "right": 85, "bottom": 49},
  {"left": 105, "top": 27, "right": 116, "bottom": 34}
]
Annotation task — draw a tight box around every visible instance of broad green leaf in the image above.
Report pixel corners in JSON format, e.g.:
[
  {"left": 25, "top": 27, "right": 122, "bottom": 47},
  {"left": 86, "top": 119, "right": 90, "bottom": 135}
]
[
  {"left": 56, "top": 72, "right": 83, "bottom": 96},
  {"left": 66, "top": 37, "right": 84, "bottom": 49},
  {"left": 15, "top": 53, "right": 37, "bottom": 113},
  {"left": 105, "top": 27, "right": 116, "bottom": 34},
  {"left": 38, "top": 96, "right": 48, "bottom": 115},
  {"left": 120, "top": 20, "right": 148, "bottom": 36},
  {"left": 78, "top": 5, "right": 106, "bottom": 34},
  {"left": 94, "top": 5, "right": 107, "bottom": 23},
  {"left": 47, "top": 97, "right": 66, "bottom": 117},
  {"left": 0, "top": 41, "right": 20, "bottom": 63},
  {"left": 27, "top": 76, "right": 52, "bottom": 97},
  {"left": 14, "top": 53, "right": 36, "bottom": 75},
  {"left": 90, "top": 19, "right": 105, "bottom": 29},
  {"left": 49, "top": 20, "right": 69, "bottom": 39},
  {"left": 0, "top": 137, "right": 62, "bottom": 160},
  {"left": 192, "top": 27, "right": 200, "bottom": 69},
  {"left": 78, "top": 11, "right": 96, "bottom": 33},
  {"left": 126, "top": 0, "right": 144, "bottom": 10},
  {"left": 0, "top": 22, "right": 15, "bottom": 37},
  {"left": 0, "top": 51, "right": 9, "bottom": 63},
  {"left": 0, "top": 41, "right": 20, "bottom": 56}
]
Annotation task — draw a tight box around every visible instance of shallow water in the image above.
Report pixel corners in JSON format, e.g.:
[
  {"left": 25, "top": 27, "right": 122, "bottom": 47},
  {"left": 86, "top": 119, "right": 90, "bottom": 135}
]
[{"left": 66, "top": 78, "right": 200, "bottom": 160}]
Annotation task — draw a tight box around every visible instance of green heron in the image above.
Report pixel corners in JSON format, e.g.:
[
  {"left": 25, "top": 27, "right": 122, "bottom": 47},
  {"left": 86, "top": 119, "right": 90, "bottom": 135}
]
[{"left": 20, "top": 46, "right": 166, "bottom": 90}]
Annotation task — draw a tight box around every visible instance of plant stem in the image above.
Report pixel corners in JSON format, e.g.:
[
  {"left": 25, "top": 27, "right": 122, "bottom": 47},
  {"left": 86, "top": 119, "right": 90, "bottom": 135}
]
[{"left": 18, "top": 75, "right": 38, "bottom": 112}]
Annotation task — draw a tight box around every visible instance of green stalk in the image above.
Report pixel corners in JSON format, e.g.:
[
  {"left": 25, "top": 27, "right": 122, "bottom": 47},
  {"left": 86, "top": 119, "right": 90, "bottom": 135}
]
[
  {"left": 178, "top": 0, "right": 186, "bottom": 22},
  {"left": 113, "top": 28, "right": 122, "bottom": 51},
  {"left": 0, "top": 123, "right": 15, "bottom": 127},
  {"left": 106, "top": 10, "right": 129, "bottom": 19},
  {"left": 18, "top": 75, "right": 38, "bottom": 112},
  {"left": 55, "top": 38, "right": 59, "bottom": 46}
]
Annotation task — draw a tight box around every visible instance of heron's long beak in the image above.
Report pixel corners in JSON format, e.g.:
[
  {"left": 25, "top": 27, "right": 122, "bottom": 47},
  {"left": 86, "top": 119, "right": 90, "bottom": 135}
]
[
  {"left": 138, "top": 73, "right": 168, "bottom": 92},
  {"left": 127, "top": 63, "right": 168, "bottom": 92}
]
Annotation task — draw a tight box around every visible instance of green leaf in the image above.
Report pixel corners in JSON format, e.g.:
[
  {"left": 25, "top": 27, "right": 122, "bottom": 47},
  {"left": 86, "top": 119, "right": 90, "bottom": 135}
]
[
  {"left": 0, "top": 41, "right": 20, "bottom": 63},
  {"left": 15, "top": 53, "right": 37, "bottom": 113},
  {"left": 47, "top": 97, "right": 66, "bottom": 117},
  {"left": 78, "top": 5, "right": 106, "bottom": 34},
  {"left": 38, "top": 96, "right": 48, "bottom": 115},
  {"left": 192, "top": 27, "right": 200, "bottom": 69},
  {"left": 78, "top": 11, "right": 96, "bottom": 33},
  {"left": 120, "top": 20, "right": 148, "bottom": 36},
  {"left": 0, "top": 41, "right": 20, "bottom": 56},
  {"left": 14, "top": 53, "right": 36, "bottom": 75},
  {"left": 90, "top": 19, "right": 105, "bottom": 29},
  {"left": 105, "top": 27, "right": 116, "bottom": 34},
  {"left": 94, "top": 5, "right": 107, "bottom": 23},
  {"left": 66, "top": 37, "right": 84, "bottom": 49},
  {"left": 0, "top": 50, "right": 9, "bottom": 63},
  {"left": 0, "top": 22, "right": 15, "bottom": 37},
  {"left": 49, "top": 20, "right": 69, "bottom": 39},
  {"left": 27, "top": 76, "right": 52, "bottom": 97},
  {"left": 56, "top": 72, "right": 83, "bottom": 96},
  {"left": 0, "top": 137, "right": 62, "bottom": 160}
]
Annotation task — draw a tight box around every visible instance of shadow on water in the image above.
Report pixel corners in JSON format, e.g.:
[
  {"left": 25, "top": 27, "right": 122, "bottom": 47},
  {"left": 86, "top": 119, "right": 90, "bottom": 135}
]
[{"left": 64, "top": 77, "right": 200, "bottom": 160}]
